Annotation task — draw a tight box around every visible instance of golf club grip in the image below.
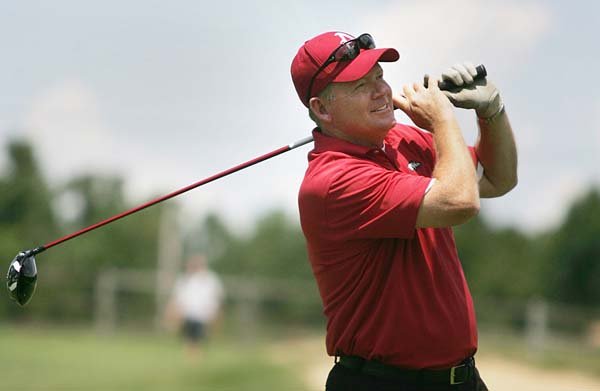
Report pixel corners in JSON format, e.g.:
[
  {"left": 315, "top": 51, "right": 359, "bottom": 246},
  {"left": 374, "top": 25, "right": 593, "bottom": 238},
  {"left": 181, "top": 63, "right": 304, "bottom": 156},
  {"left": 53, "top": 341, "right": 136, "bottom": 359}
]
[
  {"left": 434, "top": 64, "right": 487, "bottom": 90},
  {"left": 394, "top": 64, "right": 487, "bottom": 111}
]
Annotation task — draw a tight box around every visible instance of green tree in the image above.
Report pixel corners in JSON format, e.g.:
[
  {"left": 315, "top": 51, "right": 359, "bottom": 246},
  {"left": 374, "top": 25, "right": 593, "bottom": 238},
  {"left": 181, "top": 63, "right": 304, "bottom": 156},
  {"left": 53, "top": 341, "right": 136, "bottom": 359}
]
[
  {"left": 185, "top": 212, "right": 234, "bottom": 262},
  {"left": 210, "top": 210, "right": 311, "bottom": 280},
  {"left": 0, "top": 140, "right": 57, "bottom": 246},
  {"left": 454, "top": 215, "right": 541, "bottom": 299},
  {"left": 39, "top": 174, "right": 164, "bottom": 320},
  {"left": 542, "top": 188, "right": 600, "bottom": 306},
  {"left": 188, "top": 210, "right": 321, "bottom": 325},
  {"left": 0, "top": 140, "right": 58, "bottom": 319}
]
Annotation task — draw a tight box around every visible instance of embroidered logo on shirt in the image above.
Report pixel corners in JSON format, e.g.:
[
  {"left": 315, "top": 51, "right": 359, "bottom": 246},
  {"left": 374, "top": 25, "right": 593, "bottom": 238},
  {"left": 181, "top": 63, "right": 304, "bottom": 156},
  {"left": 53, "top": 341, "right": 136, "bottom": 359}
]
[{"left": 408, "top": 161, "right": 422, "bottom": 171}]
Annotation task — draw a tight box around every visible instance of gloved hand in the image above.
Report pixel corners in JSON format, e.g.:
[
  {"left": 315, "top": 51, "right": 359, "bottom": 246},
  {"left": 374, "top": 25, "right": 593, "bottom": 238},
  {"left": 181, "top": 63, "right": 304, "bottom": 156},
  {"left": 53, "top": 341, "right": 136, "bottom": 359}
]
[{"left": 441, "top": 62, "right": 503, "bottom": 119}]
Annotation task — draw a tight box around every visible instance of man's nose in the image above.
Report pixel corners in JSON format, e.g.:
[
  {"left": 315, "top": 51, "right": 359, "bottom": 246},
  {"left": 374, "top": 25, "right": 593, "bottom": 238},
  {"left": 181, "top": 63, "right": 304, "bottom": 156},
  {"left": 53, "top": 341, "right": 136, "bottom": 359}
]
[{"left": 374, "top": 79, "right": 391, "bottom": 97}]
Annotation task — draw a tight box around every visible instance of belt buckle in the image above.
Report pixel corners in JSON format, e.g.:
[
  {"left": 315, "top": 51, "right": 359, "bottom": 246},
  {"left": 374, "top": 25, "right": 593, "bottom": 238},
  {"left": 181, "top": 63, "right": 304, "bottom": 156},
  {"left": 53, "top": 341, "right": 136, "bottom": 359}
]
[{"left": 450, "top": 363, "right": 467, "bottom": 385}]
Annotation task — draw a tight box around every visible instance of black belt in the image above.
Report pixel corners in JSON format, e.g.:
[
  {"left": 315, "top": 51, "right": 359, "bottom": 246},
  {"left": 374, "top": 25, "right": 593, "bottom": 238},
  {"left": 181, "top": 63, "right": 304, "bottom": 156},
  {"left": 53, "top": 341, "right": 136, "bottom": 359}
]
[{"left": 336, "top": 355, "right": 475, "bottom": 385}]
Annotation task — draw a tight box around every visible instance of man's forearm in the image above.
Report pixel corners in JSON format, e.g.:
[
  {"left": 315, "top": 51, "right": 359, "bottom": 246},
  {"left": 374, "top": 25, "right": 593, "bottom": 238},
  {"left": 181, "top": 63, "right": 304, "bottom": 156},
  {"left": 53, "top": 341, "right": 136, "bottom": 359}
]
[
  {"left": 475, "top": 108, "right": 518, "bottom": 197},
  {"left": 415, "top": 118, "right": 480, "bottom": 228},
  {"left": 432, "top": 118, "right": 479, "bottom": 207}
]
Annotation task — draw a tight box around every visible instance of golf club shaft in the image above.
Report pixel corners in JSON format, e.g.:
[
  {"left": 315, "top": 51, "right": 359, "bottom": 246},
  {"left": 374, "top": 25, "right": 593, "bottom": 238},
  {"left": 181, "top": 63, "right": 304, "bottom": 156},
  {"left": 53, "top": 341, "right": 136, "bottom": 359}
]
[
  {"left": 27, "top": 64, "right": 488, "bottom": 257},
  {"left": 31, "top": 135, "right": 314, "bottom": 256}
]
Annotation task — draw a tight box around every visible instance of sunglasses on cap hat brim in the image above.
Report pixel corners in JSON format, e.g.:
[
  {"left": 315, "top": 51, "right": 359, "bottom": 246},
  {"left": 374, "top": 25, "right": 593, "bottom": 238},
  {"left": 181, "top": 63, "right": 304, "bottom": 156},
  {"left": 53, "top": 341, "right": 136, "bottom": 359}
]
[{"left": 305, "top": 34, "right": 376, "bottom": 103}]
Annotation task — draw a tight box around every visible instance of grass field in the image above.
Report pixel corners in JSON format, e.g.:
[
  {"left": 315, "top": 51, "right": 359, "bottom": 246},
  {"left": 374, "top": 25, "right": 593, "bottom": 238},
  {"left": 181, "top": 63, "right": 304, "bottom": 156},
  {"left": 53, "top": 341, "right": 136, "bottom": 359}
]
[
  {"left": 0, "top": 325, "right": 308, "bottom": 391},
  {"left": 4, "top": 324, "right": 600, "bottom": 390}
]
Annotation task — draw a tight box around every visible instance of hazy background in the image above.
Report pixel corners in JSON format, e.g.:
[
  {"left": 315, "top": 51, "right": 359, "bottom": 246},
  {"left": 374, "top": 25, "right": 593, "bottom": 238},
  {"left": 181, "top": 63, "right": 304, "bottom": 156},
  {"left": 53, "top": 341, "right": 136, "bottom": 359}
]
[
  {"left": 2, "top": 2, "right": 600, "bottom": 390},
  {"left": 1, "top": 0, "right": 598, "bottom": 233}
]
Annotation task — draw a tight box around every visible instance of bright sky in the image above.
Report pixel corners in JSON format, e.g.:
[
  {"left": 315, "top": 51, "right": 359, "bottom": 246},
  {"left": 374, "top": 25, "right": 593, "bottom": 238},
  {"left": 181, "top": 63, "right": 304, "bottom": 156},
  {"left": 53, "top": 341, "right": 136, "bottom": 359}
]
[{"left": 0, "top": 0, "right": 598, "bottom": 233}]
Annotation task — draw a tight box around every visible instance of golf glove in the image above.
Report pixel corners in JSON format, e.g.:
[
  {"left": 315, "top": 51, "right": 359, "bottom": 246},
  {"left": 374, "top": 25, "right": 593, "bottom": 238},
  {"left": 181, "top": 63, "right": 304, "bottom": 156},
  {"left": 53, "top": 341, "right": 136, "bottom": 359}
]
[{"left": 441, "top": 62, "right": 503, "bottom": 119}]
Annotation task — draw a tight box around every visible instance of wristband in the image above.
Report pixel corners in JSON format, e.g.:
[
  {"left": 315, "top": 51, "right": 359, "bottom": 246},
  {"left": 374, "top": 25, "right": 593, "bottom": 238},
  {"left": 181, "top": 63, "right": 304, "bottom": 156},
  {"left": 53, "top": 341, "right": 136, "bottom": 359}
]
[{"left": 478, "top": 105, "right": 505, "bottom": 125}]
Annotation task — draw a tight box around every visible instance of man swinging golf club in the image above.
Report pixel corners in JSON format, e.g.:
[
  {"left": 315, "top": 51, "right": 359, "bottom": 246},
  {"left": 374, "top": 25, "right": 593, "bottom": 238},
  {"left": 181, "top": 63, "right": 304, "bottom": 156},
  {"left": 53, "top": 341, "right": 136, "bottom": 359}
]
[{"left": 292, "top": 31, "right": 517, "bottom": 390}]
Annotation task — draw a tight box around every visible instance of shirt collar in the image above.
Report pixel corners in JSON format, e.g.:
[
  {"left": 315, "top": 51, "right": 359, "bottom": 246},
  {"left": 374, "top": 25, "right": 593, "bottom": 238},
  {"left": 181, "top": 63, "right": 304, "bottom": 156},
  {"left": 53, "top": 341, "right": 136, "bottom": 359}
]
[{"left": 311, "top": 128, "right": 382, "bottom": 158}]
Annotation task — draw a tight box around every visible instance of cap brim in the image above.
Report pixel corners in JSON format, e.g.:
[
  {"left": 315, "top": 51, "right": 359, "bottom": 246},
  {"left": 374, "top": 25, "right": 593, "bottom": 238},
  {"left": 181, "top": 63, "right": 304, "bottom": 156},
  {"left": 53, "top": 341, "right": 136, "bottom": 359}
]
[{"left": 333, "top": 48, "right": 399, "bottom": 83}]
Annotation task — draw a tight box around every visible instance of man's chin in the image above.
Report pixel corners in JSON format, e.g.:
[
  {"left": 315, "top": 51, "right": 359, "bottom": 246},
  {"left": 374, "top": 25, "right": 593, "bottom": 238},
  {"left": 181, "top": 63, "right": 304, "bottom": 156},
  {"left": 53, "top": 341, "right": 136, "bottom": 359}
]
[{"left": 376, "top": 117, "right": 396, "bottom": 132}]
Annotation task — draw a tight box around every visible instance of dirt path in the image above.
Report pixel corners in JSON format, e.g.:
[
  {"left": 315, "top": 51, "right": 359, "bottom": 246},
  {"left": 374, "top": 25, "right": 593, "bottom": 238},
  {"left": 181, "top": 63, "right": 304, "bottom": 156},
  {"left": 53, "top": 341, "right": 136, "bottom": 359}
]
[
  {"left": 476, "top": 354, "right": 600, "bottom": 391},
  {"left": 269, "top": 336, "right": 600, "bottom": 390}
]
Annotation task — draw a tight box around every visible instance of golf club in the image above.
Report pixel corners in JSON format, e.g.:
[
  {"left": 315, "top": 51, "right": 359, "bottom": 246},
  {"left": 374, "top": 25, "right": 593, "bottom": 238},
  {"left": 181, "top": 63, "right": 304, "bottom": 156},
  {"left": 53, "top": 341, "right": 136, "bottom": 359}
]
[
  {"left": 6, "top": 64, "right": 487, "bottom": 306},
  {"left": 6, "top": 135, "right": 313, "bottom": 306}
]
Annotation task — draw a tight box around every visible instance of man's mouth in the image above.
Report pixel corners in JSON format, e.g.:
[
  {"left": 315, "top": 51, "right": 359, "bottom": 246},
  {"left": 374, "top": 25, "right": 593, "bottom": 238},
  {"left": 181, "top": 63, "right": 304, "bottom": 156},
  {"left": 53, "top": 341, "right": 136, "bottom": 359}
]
[{"left": 371, "top": 103, "right": 390, "bottom": 113}]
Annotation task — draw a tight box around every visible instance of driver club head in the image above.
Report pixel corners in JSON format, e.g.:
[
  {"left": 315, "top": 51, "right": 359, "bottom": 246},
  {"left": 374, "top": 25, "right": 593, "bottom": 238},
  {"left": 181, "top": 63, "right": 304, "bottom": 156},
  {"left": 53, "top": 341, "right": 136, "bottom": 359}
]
[{"left": 6, "top": 252, "right": 38, "bottom": 306}]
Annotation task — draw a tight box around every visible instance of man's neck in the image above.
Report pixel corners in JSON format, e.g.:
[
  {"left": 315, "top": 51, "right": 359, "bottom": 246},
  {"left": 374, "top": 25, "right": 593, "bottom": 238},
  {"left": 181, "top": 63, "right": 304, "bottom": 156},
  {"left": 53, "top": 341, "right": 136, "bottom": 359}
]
[{"left": 319, "top": 126, "right": 384, "bottom": 149}]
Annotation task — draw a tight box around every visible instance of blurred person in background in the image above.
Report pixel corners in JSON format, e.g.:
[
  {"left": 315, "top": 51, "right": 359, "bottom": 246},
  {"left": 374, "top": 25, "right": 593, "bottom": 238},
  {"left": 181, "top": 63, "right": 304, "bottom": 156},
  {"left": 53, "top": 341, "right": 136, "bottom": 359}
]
[
  {"left": 165, "top": 254, "right": 224, "bottom": 359},
  {"left": 291, "top": 31, "right": 517, "bottom": 390}
]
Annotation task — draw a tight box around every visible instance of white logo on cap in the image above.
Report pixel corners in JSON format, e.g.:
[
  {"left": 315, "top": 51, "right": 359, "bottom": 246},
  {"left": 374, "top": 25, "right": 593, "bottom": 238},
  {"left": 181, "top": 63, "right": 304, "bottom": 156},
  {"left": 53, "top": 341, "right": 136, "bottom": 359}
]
[{"left": 334, "top": 32, "right": 354, "bottom": 44}]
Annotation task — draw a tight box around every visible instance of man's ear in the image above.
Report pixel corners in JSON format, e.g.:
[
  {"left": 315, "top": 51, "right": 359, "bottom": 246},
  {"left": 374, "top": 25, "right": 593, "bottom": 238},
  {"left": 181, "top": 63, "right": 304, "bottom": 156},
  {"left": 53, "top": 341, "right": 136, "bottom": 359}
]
[{"left": 309, "top": 97, "right": 332, "bottom": 124}]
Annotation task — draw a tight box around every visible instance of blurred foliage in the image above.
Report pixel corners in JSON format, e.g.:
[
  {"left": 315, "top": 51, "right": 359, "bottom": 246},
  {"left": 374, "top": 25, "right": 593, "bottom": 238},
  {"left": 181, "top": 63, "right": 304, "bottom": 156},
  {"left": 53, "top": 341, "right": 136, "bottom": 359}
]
[
  {"left": 1, "top": 139, "right": 599, "bottom": 327},
  {"left": 541, "top": 189, "right": 600, "bottom": 305},
  {"left": 0, "top": 140, "right": 163, "bottom": 321},
  {"left": 454, "top": 214, "right": 543, "bottom": 299},
  {"left": 0, "top": 141, "right": 58, "bottom": 250},
  {"left": 208, "top": 211, "right": 312, "bottom": 280},
  {"left": 187, "top": 210, "right": 321, "bottom": 325},
  {"left": 455, "top": 189, "right": 600, "bottom": 309}
]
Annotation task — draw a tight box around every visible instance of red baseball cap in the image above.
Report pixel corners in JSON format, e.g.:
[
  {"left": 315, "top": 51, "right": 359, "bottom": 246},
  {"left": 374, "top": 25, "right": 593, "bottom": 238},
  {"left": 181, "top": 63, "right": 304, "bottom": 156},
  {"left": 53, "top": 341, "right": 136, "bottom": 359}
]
[{"left": 291, "top": 31, "right": 399, "bottom": 107}]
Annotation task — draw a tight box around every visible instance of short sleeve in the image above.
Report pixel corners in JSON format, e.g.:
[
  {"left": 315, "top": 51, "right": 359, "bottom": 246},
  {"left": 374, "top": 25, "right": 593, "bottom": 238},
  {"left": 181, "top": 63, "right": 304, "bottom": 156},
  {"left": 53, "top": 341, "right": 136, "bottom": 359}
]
[
  {"left": 325, "top": 161, "right": 431, "bottom": 240},
  {"left": 468, "top": 146, "right": 479, "bottom": 166}
]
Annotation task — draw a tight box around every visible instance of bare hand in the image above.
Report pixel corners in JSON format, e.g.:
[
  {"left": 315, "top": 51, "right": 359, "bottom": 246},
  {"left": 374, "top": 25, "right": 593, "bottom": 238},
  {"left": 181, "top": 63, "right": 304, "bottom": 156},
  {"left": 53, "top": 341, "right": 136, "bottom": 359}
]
[{"left": 393, "top": 76, "right": 456, "bottom": 132}]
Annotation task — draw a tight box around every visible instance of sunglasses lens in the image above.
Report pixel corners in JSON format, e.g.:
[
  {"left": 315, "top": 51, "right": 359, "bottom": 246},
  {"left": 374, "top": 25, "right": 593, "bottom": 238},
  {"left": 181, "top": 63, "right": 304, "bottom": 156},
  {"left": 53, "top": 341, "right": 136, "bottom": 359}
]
[
  {"left": 359, "top": 34, "right": 376, "bottom": 49},
  {"left": 333, "top": 41, "right": 359, "bottom": 62},
  {"left": 334, "top": 34, "right": 375, "bottom": 62}
]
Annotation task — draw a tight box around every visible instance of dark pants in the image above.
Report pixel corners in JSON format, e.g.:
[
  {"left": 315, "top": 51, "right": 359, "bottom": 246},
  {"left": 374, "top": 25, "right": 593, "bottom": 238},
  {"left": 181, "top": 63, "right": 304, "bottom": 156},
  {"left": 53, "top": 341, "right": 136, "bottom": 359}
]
[
  {"left": 325, "top": 362, "right": 489, "bottom": 391},
  {"left": 181, "top": 319, "right": 206, "bottom": 343}
]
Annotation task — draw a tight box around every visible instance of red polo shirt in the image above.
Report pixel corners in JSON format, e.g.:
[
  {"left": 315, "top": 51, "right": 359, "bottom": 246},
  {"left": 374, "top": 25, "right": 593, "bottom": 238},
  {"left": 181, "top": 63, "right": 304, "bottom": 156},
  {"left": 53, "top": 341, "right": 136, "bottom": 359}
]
[{"left": 298, "top": 124, "right": 478, "bottom": 369}]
